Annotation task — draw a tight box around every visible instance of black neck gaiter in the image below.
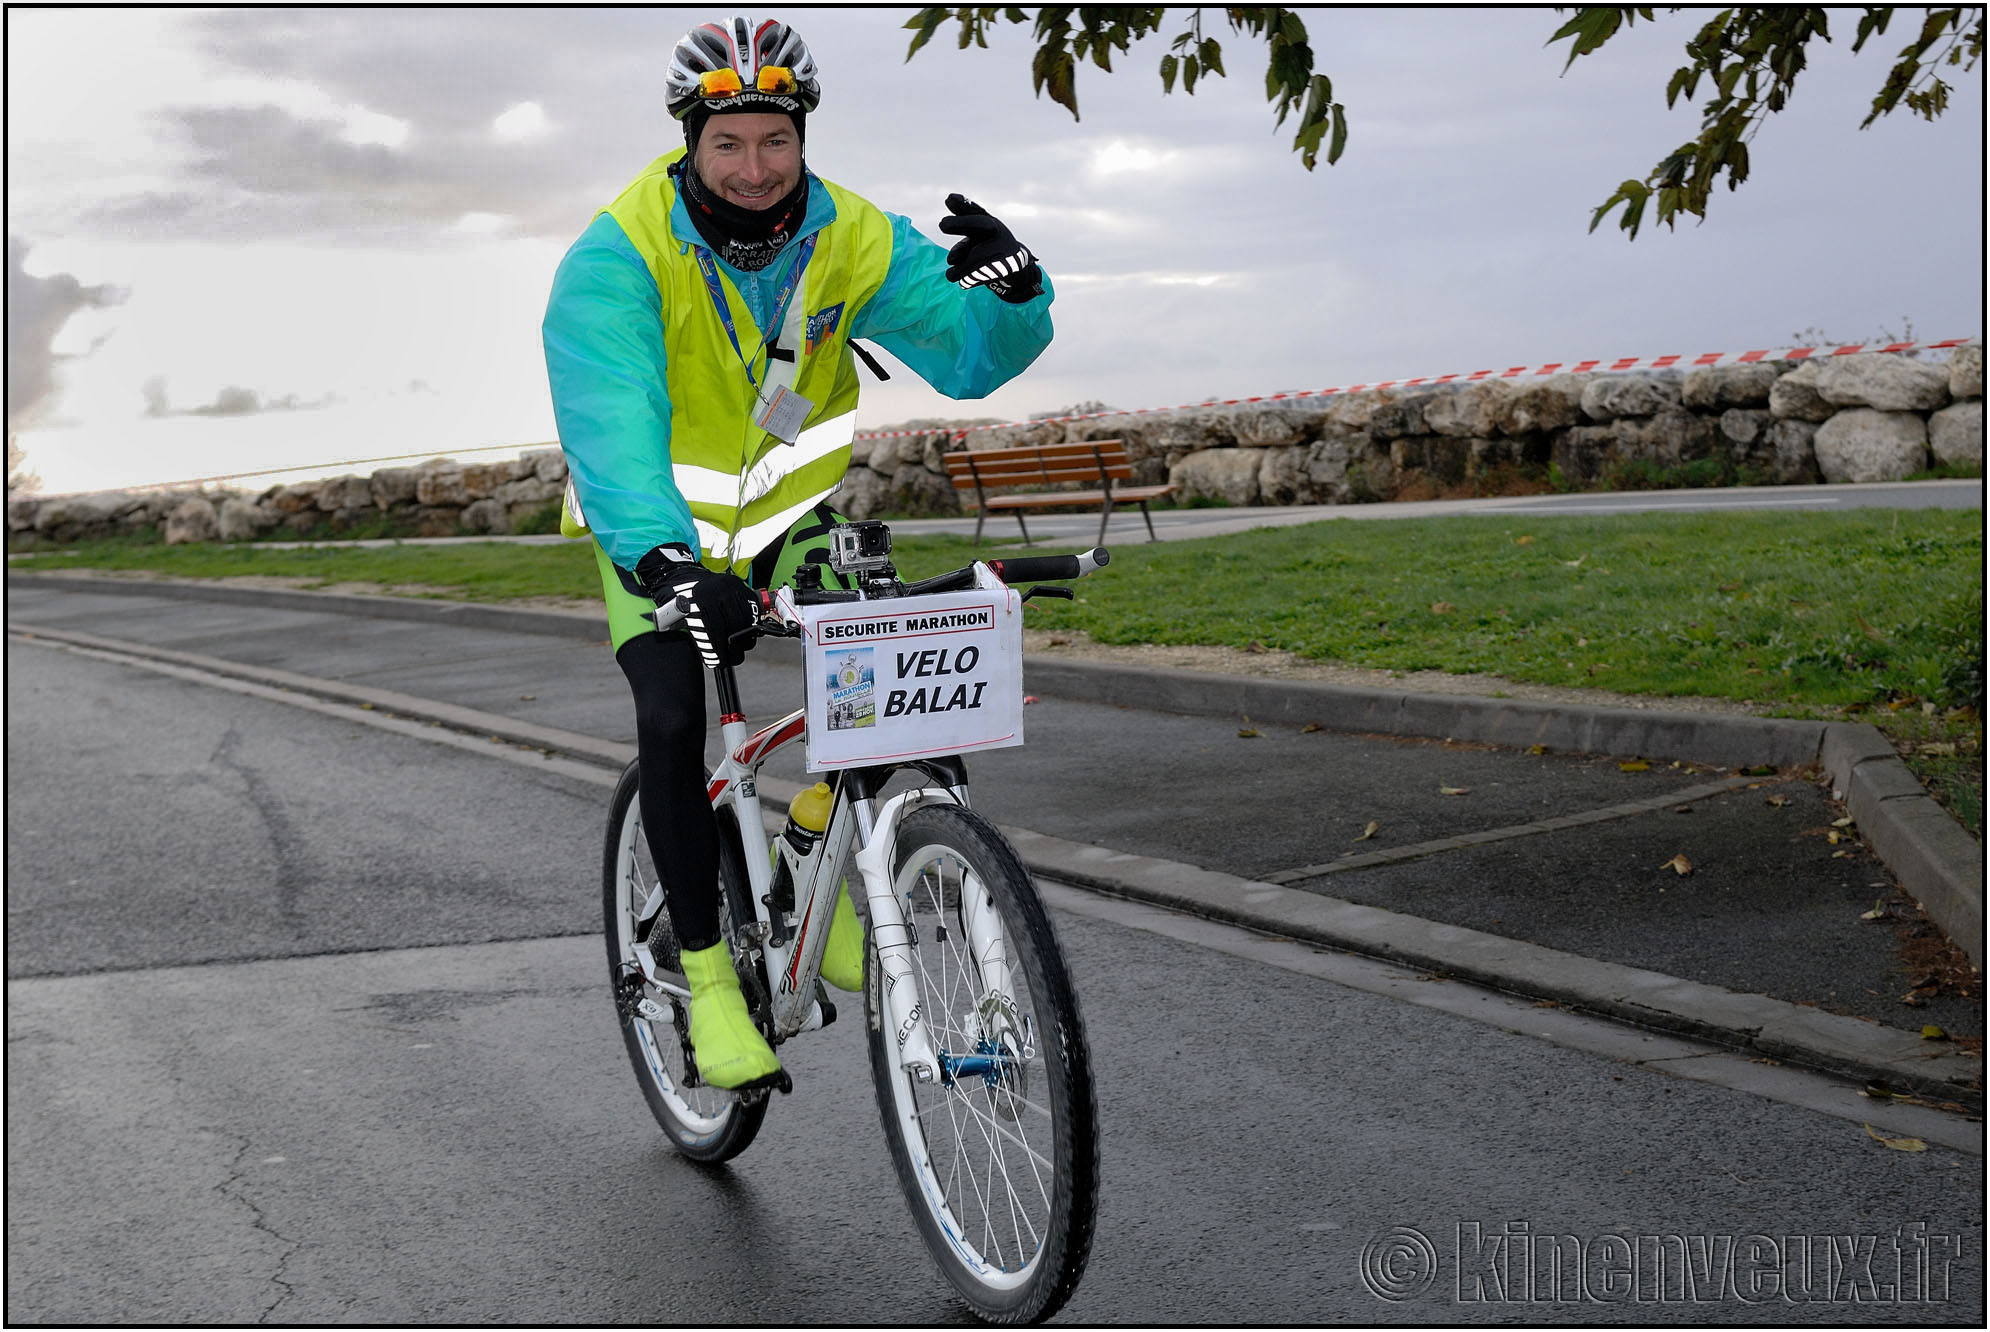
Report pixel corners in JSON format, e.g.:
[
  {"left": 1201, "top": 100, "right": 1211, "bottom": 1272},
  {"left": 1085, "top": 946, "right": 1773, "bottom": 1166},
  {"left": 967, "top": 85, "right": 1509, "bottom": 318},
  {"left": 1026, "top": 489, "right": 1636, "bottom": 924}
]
[{"left": 673, "top": 158, "right": 810, "bottom": 273}]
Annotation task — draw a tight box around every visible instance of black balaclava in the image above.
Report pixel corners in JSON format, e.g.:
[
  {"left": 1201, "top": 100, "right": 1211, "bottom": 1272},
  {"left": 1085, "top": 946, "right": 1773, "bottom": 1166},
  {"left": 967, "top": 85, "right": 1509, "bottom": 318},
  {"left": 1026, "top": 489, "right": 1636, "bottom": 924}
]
[{"left": 677, "top": 104, "right": 810, "bottom": 272}]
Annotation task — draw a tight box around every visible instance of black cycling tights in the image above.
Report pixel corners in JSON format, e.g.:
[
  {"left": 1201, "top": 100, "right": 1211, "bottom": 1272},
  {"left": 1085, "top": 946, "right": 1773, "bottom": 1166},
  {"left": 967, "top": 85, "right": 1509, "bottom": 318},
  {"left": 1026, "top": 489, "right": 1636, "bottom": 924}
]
[{"left": 616, "top": 630, "right": 723, "bottom": 953}]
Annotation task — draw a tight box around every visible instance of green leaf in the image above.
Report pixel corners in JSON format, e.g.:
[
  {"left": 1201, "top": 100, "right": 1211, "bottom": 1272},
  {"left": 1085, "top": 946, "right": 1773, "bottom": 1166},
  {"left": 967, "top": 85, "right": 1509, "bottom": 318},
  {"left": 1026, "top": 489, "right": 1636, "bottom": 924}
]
[
  {"left": 1327, "top": 102, "right": 1349, "bottom": 165},
  {"left": 1182, "top": 54, "right": 1199, "bottom": 94},
  {"left": 903, "top": 7, "right": 951, "bottom": 60},
  {"left": 1201, "top": 37, "right": 1225, "bottom": 76},
  {"left": 1159, "top": 52, "right": 1178, "bottom": 93}
]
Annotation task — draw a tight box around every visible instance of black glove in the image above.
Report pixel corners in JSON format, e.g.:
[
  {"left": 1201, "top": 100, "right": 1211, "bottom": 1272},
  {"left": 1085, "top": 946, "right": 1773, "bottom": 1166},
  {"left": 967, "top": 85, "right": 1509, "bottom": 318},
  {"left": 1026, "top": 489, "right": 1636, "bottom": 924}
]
[
  {"left": 939, "top": 193, "right": 1043, "bottom": 303},
  {"left": 634, "top": 546, "right": 758, "bottom": 669}
]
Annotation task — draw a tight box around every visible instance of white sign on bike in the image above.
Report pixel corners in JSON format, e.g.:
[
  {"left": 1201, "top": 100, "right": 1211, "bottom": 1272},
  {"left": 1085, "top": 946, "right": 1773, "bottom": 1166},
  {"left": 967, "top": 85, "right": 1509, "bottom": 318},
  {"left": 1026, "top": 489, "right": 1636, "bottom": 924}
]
[{"left": 779, "top": 565, "right": 1024, "bottom": 771}]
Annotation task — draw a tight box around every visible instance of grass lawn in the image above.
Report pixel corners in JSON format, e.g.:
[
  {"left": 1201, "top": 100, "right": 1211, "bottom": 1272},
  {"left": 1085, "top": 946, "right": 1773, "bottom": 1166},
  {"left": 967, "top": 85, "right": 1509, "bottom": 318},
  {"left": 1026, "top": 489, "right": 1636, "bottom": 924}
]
[{"left": 13, "top": 508, "right": 1982, "bottom": 832}]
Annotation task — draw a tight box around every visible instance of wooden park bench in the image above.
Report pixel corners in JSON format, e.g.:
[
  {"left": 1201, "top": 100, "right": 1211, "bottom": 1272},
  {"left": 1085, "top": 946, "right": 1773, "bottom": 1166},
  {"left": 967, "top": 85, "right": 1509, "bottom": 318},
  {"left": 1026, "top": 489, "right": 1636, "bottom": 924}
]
[{"left": 941, "top": 440, "right": 1175, "bottom": 547}]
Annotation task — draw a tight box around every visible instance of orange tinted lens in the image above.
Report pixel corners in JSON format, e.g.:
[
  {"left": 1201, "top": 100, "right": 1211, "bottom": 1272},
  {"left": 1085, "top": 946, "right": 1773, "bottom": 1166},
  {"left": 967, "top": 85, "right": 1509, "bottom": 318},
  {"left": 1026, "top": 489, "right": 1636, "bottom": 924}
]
[
  {"left": 698, "top": 68, "right": 743, "bottom": 97},
  {"left": 755, "top": 65, "right": 797, "bottom": 94}
]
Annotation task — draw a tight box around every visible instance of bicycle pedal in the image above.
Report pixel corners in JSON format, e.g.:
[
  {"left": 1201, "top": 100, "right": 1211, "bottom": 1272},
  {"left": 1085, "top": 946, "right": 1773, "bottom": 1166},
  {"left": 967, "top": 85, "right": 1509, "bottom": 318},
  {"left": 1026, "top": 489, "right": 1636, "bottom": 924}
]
[{"left": 732, "top": 1067, "right": 792, "bottom": 1102}]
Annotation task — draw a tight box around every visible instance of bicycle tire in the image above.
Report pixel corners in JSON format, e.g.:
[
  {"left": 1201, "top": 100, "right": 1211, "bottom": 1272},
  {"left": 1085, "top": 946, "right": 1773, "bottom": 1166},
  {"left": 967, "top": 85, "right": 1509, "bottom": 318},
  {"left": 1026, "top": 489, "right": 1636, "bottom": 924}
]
[
  {"left": 603, "top": 761, "right": 767, "bottom": 1163},
  {"left": 865, "top": 804, "right": 1099, "bottom": 1323}
]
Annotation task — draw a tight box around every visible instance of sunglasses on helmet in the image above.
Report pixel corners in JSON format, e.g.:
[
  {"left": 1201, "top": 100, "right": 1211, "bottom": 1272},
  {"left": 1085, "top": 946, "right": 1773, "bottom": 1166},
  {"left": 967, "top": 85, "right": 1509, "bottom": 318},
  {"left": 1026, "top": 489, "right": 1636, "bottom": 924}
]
[{"left": 697, "top": 66, "right": 799, "bottom": 99}]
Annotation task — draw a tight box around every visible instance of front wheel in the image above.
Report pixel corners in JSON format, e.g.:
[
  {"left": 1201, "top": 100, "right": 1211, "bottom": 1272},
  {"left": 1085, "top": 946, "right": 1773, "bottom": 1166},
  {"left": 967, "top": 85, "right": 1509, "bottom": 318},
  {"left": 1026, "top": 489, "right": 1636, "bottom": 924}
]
[
  {"left": 865, "top": 804, "right": 1099, "bottom": 1323},
  {"left": 604, "top": 762, "right": 766, "bottom": 1163}
]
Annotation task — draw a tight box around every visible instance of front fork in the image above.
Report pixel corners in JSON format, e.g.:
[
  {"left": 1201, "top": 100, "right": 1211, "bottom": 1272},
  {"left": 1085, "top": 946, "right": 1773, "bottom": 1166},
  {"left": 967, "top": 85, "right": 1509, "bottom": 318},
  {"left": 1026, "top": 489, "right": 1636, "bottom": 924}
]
[{"left": 852, "top": 788, "right": 949, "bottom": 1084}]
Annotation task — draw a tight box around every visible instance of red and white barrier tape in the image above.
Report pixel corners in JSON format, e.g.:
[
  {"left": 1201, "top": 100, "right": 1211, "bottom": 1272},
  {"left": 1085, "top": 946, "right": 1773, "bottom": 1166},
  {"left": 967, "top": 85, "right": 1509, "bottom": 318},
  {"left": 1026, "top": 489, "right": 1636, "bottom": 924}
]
[{"left": 852, "top": 337, "right": 1977, "bottom": 441}]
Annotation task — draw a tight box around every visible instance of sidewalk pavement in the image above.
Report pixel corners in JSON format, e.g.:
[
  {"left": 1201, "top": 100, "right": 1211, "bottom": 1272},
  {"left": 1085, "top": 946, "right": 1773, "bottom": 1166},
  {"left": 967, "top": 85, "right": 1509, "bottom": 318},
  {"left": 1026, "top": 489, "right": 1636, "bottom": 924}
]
[{"left": 7, "top": 571, "right": 1982, "bottom": 1108}]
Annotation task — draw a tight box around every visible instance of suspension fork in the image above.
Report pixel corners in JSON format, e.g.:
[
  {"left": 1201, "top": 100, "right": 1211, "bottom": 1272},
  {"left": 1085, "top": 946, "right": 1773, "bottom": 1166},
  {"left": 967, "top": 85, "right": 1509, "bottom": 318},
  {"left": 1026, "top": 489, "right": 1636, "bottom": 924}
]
[{"left": 852, "top": 788, "right": 945, "bottom": 1084}]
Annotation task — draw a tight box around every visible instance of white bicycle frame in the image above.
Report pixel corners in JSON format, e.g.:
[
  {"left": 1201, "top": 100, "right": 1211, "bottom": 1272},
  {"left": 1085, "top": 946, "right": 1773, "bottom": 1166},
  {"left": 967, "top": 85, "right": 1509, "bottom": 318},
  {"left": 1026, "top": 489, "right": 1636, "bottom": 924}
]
[{"left": 628, "top": 624, "right": 973, "bottom": 1085}]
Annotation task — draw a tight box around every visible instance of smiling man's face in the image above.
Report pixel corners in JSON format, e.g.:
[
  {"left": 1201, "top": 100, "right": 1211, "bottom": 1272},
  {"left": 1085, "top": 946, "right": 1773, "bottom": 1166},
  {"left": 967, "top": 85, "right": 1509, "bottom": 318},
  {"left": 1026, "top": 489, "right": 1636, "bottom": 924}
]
[{"left": 693, "top": 112, "right": 801, "bottom": 209}]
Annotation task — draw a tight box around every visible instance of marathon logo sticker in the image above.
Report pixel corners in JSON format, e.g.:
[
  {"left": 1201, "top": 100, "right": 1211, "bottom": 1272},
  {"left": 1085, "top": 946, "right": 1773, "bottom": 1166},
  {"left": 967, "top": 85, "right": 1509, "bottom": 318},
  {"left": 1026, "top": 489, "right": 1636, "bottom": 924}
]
[
  {"left": 806, "top": 302, "right": 844, "bottom": 355},
  {"left": 824, "top": 647, "right": 876, "bottom": 732}
]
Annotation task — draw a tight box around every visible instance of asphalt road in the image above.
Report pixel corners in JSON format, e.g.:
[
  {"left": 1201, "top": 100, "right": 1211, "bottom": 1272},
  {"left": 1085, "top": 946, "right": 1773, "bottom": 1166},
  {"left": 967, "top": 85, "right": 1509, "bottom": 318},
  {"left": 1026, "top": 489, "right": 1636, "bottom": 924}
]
[
  {"left": 8, "top": 580, "right": 1977, "bottom": 1038},
  {"left": 7, "top": 633, "right": 1984, "bottom": 1324}
]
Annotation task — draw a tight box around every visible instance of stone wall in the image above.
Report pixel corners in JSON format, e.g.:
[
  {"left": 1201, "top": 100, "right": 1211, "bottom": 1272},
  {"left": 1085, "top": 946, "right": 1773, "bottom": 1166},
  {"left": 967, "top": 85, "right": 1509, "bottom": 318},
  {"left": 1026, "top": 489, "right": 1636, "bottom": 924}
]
[
  {"left": 835, "top": 345, "right": 1983, "bottom": 517},
  {"left": 7, "top": 448, "right": 568, "bottom": 546},
  {"left": 6, "top": 347, "right": 1981, "bottom": 544}
]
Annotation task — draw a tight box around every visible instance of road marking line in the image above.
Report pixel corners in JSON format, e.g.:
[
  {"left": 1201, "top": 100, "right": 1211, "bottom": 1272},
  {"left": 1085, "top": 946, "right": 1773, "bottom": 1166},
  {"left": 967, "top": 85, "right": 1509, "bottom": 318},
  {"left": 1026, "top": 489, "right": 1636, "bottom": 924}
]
[
  {"left": 8, "top": 630, "right": 622, "bottom": 789},
  {"left": 1261, "top": 777, "right": 1762, "bottom": 883}
]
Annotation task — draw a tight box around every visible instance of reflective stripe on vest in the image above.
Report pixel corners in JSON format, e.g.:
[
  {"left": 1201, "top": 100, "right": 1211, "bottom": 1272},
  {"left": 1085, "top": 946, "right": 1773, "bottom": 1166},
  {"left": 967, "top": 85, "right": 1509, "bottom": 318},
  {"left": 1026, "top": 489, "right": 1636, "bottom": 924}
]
[{"left": 600, "top": 149, "right": 893, "bottom": 573}]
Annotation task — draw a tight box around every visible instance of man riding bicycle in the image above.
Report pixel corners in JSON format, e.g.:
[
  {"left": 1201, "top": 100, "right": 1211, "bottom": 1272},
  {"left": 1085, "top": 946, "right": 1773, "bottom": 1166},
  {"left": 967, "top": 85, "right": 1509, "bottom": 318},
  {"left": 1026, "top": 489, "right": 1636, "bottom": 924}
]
[{"left": 542, "top": 14, "right": 1054, "bottom": 1092}]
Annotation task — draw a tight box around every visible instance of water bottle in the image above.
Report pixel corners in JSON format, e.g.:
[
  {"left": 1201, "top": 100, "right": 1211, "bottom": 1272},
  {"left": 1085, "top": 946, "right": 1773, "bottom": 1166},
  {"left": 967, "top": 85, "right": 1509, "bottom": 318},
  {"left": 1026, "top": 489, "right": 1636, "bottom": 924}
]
[{"left": 767, "top": 782, "right": 834, "bottom": 939}]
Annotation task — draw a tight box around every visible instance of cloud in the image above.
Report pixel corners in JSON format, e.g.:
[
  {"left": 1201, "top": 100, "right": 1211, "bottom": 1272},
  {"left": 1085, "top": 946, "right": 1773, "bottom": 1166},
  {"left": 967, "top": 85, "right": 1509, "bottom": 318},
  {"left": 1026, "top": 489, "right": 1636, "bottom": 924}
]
[
  {"left": 140, "top": 375, "right": 341, "bottom": 418},
  {"left": 7, "top": 236, "right": 127, "bottom": 431}
]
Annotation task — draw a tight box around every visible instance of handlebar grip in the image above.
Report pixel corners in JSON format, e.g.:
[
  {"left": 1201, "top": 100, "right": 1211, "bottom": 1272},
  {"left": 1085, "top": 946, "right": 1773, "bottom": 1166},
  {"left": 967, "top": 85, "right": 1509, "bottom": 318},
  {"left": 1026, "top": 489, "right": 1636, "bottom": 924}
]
[{"left": 986, "top": 548, "right": 1110, "bottom": 584}]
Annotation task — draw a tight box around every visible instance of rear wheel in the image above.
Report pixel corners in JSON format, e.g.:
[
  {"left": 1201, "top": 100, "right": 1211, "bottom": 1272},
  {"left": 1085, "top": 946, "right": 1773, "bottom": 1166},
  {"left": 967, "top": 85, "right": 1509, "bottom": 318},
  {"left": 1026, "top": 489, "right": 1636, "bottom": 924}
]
[
  {"left": 604, "top": 762, "right": 766, "bottom": 1163},
  {"left": 865, "top": 804, "right": 1098, "bottom": 1323}
]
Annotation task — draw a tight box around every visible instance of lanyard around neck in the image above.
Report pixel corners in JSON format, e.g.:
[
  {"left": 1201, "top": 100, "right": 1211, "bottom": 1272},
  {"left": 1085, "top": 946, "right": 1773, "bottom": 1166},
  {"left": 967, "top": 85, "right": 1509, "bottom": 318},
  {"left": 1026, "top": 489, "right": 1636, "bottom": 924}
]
[{"left": 692, "top": 233, "right": 818, "bottom": 391}]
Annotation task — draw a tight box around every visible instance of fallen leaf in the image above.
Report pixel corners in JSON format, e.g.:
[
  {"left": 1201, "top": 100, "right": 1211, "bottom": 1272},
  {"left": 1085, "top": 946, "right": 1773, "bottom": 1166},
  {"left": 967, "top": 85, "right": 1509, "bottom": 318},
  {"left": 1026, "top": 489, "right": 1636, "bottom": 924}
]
[
  {"left": 1514, "top": 535, "right": 1535, "bottom": 546},
  {"left": 1739, "top": 764, "right": 1776, "bottom": 777},
  {"left": 1355, "top": 820, "right": 1379, "bottom": 842},
  {"left": 1922, "top": 1025, "right": 1949, "bottom": 1041},
  {"left": 1832, "top": 816, "right": 1855, "bottom": 828},
  {"left": 1299, "top": 722, "right": 1323, "bottom": 734},
  {"left": 1860, "top": 897, "right": 1890, "bottom": 921},
  {"left": 1864, "top": 1123, "right": 1928, "bottom": 1153},
  {"left": 1429, "top": 601, "right": 1455, "bottom": 615},
  {"left": 1022, "top": 695, "right": 1039, "bottom": 705},
  {"left": 1237, "top": 727, "right": 1262, "bottom": 738},
  {"left": 1528, "top": 744, "right": 1546, "bottom": 756},
  {"left": 1766, "top": 795, "right": 1789, "bottom": 807},
  {"left": 1900, "top": 992, "right": 1927, "bottom": 1007},
  {"left": 1244, "top": 640, "right": 1270, "bottom": 654},
  {"left": 1048, "top": 636, "right": 1071, "bottom": 647},
  {"left": 1832, "top": 850, "right": 1854, "bottom": 859},
  {"left": 1661, "top": 853, "right": 1694, "bottom": 876},
  {"left": 1620, "top": 760, "right": 1650, "bottom": 773},
  {"left": 1918, "top": 741, "right": 1958, "bottom": 756},
  {"left": 1563, "top": 554, "right": 1586, "bottom": 568},
  {"left": 1439, "top": 785, "right": 1470, "bottom": 796},
  {"left": 1827, "top": 830, "right": 1843, "bottom": 844},
  {"left": 359, "top": 702, "right": 376, "bottom": 711},
  {"left": 518, "top": 693, "right": 536, "bottom": 701}
]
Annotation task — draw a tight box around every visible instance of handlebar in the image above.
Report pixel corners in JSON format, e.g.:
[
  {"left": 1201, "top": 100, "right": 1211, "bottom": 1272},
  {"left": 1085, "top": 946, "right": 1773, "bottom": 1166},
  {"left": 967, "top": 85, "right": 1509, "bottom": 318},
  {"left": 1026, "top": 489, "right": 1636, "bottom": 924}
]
[
  {"left": 647, "top": 545, "right": 1109, "bottom": 637},
  {"left": 986, "top": 548, "right": 1110, "bottom": 584}
]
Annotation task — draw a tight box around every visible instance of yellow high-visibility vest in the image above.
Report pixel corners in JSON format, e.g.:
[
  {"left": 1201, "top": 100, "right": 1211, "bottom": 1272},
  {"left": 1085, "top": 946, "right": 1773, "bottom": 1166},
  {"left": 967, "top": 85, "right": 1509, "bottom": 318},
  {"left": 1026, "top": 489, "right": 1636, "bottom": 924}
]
[{"left": 574, "top": 148, "right": 894, "bottom": 573}]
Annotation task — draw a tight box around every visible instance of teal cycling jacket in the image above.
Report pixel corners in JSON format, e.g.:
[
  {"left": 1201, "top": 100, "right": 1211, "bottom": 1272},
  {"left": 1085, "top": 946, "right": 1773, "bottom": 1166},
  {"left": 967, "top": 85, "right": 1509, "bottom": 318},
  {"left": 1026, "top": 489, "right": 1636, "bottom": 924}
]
[{"left": 542, "top": 165, "right": 1055, "bottom": 573}]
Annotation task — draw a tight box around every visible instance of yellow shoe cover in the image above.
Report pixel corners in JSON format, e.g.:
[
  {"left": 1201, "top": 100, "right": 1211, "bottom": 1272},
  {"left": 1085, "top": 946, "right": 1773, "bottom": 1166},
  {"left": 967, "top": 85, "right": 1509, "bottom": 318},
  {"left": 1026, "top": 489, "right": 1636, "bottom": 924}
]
[
  {"left": 818, "top": 882, "right": 865, "bottom": 993},
  {"left": 679, "top": 942, "right": 782, "bottom": 1089}
]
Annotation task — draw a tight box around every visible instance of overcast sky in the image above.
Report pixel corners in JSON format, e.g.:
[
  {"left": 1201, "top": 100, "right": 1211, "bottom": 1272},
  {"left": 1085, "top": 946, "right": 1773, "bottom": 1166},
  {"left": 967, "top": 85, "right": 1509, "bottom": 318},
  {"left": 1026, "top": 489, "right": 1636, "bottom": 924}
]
[{"left": 7, "top": 6, "right": 1983, "bottom": 495}]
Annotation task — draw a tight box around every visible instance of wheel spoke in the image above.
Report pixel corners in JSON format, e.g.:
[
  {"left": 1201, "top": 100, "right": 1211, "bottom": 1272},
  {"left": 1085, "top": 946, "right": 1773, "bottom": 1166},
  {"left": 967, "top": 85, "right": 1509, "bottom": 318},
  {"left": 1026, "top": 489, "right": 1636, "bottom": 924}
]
[{"left": 872, "top": 805, "right": 1093, "bottom": 1317}]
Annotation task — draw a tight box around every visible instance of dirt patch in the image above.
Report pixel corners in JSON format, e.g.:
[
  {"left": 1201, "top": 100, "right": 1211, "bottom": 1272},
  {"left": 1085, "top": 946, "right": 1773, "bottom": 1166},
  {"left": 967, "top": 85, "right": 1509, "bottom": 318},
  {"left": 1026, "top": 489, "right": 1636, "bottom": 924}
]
[{"left": 1020, "top": 627, "right": 1796, "bottom": 718}]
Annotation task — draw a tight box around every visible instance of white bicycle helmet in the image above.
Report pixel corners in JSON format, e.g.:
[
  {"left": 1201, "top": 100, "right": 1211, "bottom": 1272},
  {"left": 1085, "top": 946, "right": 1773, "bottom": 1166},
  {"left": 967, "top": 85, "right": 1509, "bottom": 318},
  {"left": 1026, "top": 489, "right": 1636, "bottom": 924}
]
[{"left": 666, "top": 15, "right": 821, "bottom": 122}]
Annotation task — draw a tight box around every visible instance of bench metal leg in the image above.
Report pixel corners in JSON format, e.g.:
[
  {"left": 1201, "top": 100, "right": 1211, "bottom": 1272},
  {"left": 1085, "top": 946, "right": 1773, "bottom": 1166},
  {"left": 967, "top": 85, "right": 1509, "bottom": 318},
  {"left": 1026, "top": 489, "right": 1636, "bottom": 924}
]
[
  {"left": 1140, "top": 500, "right": 1158, "bottom": 541},
  {"left": 1096, "top": 498, "right": 1115, "bottom": 548},
  {"left": 1015, "top": 511, "right": 1032, "bottom": 545},
  {"left": 973, "top": 505, "right": 987, "bottom": 549}
]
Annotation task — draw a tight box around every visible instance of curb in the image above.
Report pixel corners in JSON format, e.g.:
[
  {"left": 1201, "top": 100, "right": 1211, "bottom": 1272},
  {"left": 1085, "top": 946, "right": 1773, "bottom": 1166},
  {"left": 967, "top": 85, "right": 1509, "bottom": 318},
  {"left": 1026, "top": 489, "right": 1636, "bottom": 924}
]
[
  {"left": 8, "top": 602, "right": 1981, "bottom": 1105},
  {"left": 4, "top": 571, "right": 611, "bottom": 642},
  {"left": 1017, "top": 658, "right": 1983, "bottom": 973},
  {"left": 1002, "top": 827, "right": 1983, "bottom": 1105},
  {"left": 10, "top": 573, "right": 1980, "bottom": 964}
]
